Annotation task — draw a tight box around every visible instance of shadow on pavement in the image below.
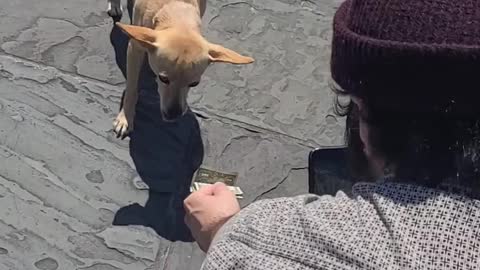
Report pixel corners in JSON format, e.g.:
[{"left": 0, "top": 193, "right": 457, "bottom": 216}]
[{"left": 108, "top": 10, "right": 204, "bottom": 242}]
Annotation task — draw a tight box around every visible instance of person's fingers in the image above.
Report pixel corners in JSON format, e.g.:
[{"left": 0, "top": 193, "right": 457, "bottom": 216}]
[
  {"left": 211, "top": 182, "right": 230, "bottom": 195},
  {"left": 184, "top": 182, "right": 235, "bottom": 212},
  {"left": 196, "top": 183, "right": 217, "bottom": 195},
  {"left": 183, "top": 193, "right": 199, "bottom": 211},
  {"left": 184, "top": 185, "right": 214, "bottom": 209}
]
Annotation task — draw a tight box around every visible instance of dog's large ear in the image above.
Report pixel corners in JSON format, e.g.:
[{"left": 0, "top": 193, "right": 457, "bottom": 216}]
[
  {"left": 208, "top": 43, "right": 254, "bottom": 64},
  {"left": 116, "top": 23, "right": 158, "bottom": 50}
]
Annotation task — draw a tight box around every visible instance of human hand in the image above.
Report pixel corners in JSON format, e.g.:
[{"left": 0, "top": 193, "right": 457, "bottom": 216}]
[{"left": 184, "top": 182, "right": 240, "bottom": 252}]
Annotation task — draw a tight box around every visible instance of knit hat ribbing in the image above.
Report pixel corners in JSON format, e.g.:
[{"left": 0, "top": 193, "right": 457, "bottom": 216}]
[{"left": 331, "top": 0, "right": 480, "bottom": 115}]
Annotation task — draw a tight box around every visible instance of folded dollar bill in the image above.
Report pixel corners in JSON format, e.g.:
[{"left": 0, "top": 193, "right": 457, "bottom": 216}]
[
  {"left": 190, "top": 182, "right": 244, "bottom": 199},
  {"left": 193, "top": 167, "right": 238, "bottom": 186},
  {"left": 190, "top": 167, "right": 243, "bottom": 199}
]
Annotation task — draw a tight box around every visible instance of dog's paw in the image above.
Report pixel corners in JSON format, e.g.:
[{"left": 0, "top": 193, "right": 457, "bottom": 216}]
[
  {"left": 107, "top": 1, "right": 123, "bottom": 21},
  {"left": 113, "top": 111, "right": 133, "bottom": 140}
]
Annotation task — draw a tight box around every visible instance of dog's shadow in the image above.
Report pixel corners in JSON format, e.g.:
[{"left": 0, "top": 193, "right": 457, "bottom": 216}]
[{"left": 109, "top": 12, "right": 204, "bottom": 242}]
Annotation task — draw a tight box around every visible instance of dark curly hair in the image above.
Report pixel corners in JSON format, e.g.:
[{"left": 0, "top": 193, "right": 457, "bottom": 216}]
[{"left": 331, "top": 79, "right": 480, "bottom": 195}]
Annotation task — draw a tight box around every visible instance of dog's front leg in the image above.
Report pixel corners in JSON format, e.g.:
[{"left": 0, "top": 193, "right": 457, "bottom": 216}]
[{"left": 113, "top": 41, "right": 144, "bottom": 139}]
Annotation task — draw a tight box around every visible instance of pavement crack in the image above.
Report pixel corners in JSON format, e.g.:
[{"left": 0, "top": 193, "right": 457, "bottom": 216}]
[
  {"left": 220, "top": 135, "right": 251, "bottom": 157},
  {"left": 194, "top": 111, "right": 209, "bottom": 120},
  {"left": 239, "top": 126, "right": 261, "bottom": 134},
  {"left": 192, "top": 109, "right": 318, "bottom": 148},
  {"left": 253, "top": 166, "right": 307, "bottom": 201},
  {"left": 0, "top": 69, "right": 14, "bottom": 79}
]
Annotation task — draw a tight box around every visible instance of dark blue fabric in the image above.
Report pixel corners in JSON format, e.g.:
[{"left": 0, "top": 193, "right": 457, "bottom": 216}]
[{"left": 109, "top": 13, "right": 203, "bottom": 241}]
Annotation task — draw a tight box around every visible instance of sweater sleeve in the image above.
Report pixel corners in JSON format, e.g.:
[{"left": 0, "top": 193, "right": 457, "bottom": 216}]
[
  {"left": 201, "top": 183, "right": 480, "bottom": 270},
  {"left": 200, "top": 194, "right": 330, "bottom": 270}
]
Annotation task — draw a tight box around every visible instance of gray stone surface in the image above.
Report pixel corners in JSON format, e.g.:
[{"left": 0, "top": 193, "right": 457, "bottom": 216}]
[
  {"left": 0, "top": 0, "right": 345, "bottom": 269},
  {"left": 97, "top": 226, "right": 162, "bottom": 263},
  {"left": 0, "top": 0, "right": 122, "bottom": 84},
  {"left": 0, "top": 0, "right": 345, "bottom": 145}
]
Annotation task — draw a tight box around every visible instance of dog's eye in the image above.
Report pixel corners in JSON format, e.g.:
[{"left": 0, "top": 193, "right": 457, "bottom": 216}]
[
  {"left": 189, "top": 81, "right": 200, "bottom": 87},
  {"left": 158, "top": 75, "right": 170, "bottom": 84}
]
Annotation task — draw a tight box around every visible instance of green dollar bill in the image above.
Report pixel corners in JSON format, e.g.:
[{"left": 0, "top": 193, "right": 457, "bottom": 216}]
[
  {"left": 191, "top": 167, "right": 243, "bottom": 198},
  {"left": 193, "top": 167, "right": 238, "bottom": 186}
]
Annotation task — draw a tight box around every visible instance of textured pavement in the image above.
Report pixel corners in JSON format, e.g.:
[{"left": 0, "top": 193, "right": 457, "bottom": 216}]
[{"left": 0, "top": 0, "right": 344, "bottom": 269}]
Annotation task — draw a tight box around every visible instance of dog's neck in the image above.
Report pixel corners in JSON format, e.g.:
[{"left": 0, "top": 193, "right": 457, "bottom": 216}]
[{"left": 153, "top": 2, "right": 202, "bottom": 33}]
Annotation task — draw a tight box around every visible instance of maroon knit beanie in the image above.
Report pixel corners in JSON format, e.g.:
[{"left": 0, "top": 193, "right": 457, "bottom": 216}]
[{"left": 331, "top": 0, "right": 480, "bottom": 115}]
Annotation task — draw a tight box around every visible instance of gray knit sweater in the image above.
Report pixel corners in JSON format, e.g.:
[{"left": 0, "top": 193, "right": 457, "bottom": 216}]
[{"left": 201, "top": 183, "right": 480, "bottom": 269}]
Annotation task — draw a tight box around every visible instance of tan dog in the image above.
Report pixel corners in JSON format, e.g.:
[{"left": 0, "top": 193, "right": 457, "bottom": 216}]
[{"left": 114, "top": 0, "right": 254, "bottom": 139}]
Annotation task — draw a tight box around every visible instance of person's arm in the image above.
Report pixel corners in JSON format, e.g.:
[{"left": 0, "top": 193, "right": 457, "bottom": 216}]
[
  {"left": 199, "top": 192, "right": 354, "bottom": 270},
  {"left": 198, "top": 196, "right": 305, "bottom": 269},
  {"left": 185, "top": 182, "right": 364, "bottom": 270}
]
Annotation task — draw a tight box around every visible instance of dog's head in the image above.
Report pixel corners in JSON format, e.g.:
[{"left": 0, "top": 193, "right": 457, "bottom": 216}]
[{"left": 116, "top": 23, "right": 254, "bottom": 121}]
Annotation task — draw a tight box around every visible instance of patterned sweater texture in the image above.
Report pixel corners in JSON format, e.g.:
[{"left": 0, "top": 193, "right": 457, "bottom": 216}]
[{"left": 201, "top": 183, "right": 480, "bottom": 270}]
